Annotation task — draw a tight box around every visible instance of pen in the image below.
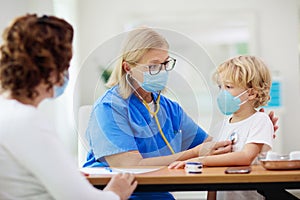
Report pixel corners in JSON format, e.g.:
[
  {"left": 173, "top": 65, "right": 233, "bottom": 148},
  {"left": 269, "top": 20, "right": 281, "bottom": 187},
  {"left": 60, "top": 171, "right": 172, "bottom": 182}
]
[{"left": 105, "top": 167, "right": 113, "bottom": 172}]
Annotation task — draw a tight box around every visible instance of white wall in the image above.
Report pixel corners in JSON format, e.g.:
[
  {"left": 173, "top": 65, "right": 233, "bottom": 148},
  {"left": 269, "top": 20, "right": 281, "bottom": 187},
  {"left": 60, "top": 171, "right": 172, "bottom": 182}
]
[
  {"left": 258, "top": 0, "right": 300, "bottom": 153},
  {"left": 0, "top": 0, "right": 54, "bottom": 43},
  {"left": 75, "top": 0, "right": 300, "bottom": 154}
]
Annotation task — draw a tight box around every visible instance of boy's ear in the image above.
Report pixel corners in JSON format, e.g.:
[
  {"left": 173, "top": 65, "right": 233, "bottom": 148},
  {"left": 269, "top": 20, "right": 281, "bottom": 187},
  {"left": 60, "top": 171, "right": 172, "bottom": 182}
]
[
  {"left": 248, "top": 88, "right": 258, "bottom": 100},
  {"left": 122, "top": 61, "right": 131, "bottom": 73}
]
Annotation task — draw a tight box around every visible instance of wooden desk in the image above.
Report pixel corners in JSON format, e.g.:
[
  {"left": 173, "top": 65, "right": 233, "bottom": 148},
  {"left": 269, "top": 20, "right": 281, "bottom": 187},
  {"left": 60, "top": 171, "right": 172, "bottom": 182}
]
[{"left": 87, "top": 165, "right": 300, "bottom": 200}]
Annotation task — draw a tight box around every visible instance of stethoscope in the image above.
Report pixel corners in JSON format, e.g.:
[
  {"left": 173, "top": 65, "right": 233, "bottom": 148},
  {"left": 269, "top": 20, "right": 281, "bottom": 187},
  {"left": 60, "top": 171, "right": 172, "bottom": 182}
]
[
  {"left": 142, "top": 94, "right": 175, "bottom": 154},
  {"left": 229, "top": 132, "right": 238, "bottom": 144},
  {"left": 126, "top": 73, "right": 176, "bottom": 154}
]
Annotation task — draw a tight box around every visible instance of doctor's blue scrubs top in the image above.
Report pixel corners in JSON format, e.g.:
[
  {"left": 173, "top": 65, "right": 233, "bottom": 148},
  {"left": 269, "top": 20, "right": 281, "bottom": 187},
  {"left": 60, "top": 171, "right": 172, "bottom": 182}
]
[{"left": 84, "top": 86, "right": 208, "bottom": 199}]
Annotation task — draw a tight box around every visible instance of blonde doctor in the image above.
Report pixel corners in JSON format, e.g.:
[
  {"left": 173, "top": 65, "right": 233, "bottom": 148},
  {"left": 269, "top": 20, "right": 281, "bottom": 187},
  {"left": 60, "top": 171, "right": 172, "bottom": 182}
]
[{"left": 83, "top": 27, "right": 233, "bottom": 200}]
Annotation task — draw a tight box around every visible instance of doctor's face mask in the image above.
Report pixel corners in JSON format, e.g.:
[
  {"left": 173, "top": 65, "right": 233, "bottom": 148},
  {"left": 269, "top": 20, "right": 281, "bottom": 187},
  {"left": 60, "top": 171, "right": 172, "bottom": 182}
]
[
  {"left": 128, "top": 66, "right": 170, "bottom": 93},
  {"left": 139, "top": 70, "right": 169, "bottom": 92}
]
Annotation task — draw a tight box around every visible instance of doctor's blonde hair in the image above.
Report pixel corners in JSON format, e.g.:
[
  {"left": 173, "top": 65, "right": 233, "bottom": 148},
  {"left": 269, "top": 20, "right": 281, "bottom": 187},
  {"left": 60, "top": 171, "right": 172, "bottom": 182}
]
[
  {"left": 214, "top": 55, "right": 271, "bottom": 108},
  {"left": 106, "top": 27, "right": 169, "bottom": 99}
]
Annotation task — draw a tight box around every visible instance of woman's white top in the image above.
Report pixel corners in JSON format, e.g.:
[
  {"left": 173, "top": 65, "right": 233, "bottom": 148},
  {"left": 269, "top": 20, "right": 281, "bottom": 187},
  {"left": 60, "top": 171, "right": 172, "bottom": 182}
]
[{"left": 0, "top": 96, "right": 119, "bottom": 200}]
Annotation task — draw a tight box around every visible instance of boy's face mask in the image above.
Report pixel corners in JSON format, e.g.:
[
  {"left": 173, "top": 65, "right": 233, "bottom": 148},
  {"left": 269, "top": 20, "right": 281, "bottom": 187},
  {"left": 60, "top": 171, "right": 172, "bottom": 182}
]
[{"left": 217, "top": 90, "right": 248, "bottom": 115}]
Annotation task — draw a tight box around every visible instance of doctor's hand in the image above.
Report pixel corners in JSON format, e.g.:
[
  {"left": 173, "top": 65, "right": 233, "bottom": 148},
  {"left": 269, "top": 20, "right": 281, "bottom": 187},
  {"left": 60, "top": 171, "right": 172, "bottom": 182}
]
[
  {"left": 259, "top": 108, "right": 278, "bottom": 138},
  {"left": 194, "top": 140, "right": 232, "bottom": 157},
  {"left": 103, "top": 173, "right": 137, "bottom": 200},
  {"left": 192, "top": 140, "right": 232, "bottom": 157},
  {"left": 208, "top": 140, "right": 232, "bottom": 155}
]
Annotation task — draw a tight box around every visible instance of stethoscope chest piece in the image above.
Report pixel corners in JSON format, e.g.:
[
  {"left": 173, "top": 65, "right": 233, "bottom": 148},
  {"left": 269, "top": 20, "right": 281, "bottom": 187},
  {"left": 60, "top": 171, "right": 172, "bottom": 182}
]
[{"left": 229, "top": 132, "right": 238, "bottom": 144}]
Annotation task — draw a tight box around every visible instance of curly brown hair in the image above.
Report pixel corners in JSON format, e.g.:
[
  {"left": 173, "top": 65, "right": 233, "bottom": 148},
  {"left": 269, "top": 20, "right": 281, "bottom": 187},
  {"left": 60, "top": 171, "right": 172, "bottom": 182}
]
[{"left": 0, "top": 14, "right": 73, "bottom": 99}]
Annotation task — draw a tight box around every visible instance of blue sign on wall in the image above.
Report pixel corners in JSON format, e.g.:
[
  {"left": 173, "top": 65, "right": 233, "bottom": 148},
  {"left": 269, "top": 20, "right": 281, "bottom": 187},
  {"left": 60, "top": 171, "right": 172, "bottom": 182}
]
[{"left": 265, "top": 81, "right": 281, "bottom": 108}]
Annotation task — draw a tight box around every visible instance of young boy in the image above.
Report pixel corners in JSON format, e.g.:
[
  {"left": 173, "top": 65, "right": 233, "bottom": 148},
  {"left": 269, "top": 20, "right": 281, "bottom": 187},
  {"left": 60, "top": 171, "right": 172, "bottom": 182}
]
[{"left": 169, "top": 55, "right": 274, "bottom": 200}]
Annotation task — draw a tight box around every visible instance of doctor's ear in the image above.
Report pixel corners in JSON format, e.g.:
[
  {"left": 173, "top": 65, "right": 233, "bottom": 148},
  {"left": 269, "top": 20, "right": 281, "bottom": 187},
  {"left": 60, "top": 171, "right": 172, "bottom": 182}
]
[
  {"left": 122, "top": 61, "right": 131, "bottom": 73},
  {"left": 247, "top": 88, "right": 258, "bottom": 100}
]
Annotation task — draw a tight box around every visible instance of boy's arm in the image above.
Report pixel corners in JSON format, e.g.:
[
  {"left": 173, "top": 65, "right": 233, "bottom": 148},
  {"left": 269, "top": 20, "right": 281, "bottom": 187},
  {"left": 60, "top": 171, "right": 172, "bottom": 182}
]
[
  {"left": 168, "top": 143, "right": 264, "bottom": 169},
  {"left": 199, "top": 143, "right": 264, "bottom": 166}
]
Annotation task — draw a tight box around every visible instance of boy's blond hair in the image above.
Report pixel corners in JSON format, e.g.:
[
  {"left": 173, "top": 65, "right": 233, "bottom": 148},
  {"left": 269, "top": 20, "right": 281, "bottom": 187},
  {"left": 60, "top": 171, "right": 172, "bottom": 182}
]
[
  {"left": 106, "top": 27, "right": 169, "bottom": 99},
  {"left": 214, "top": 55, "right": 271, "bottom": 108}
]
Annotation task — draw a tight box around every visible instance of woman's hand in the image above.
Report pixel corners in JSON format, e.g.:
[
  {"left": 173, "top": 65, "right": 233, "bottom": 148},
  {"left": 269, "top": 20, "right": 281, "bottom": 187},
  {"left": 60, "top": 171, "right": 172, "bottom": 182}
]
[{"left": 103, "top": 173, "right": 137, "bottom": 200}]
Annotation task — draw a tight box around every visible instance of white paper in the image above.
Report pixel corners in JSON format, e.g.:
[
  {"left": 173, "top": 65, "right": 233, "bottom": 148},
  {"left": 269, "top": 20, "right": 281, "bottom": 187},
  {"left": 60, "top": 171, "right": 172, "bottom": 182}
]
[
  {"left": 113, "top": 167, "right": 162, "bottom": 174},
  {"left": 80, "top": 166, "right": 162, "bottom": 175},
  {"left": 80, "top": 167, "right": 118, "bottom": 175}
]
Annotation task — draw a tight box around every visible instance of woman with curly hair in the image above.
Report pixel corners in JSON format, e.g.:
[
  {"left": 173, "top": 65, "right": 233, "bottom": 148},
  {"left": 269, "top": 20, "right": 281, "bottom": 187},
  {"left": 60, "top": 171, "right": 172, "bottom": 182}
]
[{"left": 0, "top": 14, "right": 136, "bottom": 200}]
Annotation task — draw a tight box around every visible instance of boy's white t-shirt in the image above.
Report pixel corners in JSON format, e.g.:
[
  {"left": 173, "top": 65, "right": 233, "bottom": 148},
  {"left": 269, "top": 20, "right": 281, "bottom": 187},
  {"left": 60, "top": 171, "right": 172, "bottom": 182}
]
[
  {"left": 212, "top": 111, "right": 274, "bottom": 200},
  {"left": 0, "top": 97, "right": 119, "bottom": 200}
]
